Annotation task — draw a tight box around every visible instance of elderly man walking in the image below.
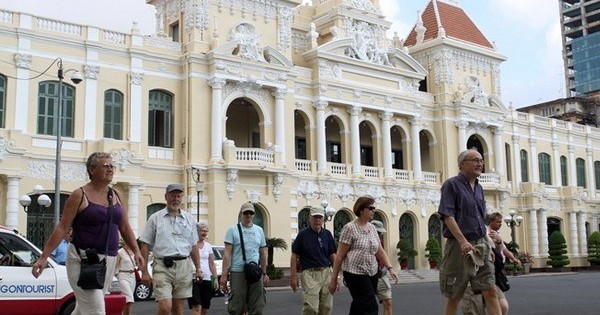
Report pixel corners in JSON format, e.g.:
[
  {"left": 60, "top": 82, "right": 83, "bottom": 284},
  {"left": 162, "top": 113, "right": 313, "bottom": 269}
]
[{"left": 290, "top": 206, "right": 337, "bottom": 315}]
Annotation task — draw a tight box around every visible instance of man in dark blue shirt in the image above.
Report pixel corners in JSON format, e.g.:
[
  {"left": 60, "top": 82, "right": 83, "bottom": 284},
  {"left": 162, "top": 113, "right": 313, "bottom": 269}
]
[
  {"left": 290, "top": 206, "right": 337, "bottom": 315},
  {"left": 438, "top": 149, "right": 501, "bottom": 315}
]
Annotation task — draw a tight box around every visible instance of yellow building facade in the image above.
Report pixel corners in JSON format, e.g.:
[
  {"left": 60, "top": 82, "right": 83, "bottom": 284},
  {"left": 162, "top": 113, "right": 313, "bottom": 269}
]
[{"left": 0, "top": 0, "right": 598, "bottom": 269}]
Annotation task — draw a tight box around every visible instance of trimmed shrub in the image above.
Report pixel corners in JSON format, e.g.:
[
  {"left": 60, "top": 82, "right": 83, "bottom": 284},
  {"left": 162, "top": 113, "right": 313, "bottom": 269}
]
[
  {"left": 587, "top": 231, "right": 600, "bottom": 265},
  {"left": 547, "top": 231, "right": 570, "bottom": 268}
]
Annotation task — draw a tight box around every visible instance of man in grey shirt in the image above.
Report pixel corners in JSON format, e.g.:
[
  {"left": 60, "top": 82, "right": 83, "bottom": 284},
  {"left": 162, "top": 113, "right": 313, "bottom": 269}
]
[{"left": 139, "top": 183, "right": 201, "bottom": 315}]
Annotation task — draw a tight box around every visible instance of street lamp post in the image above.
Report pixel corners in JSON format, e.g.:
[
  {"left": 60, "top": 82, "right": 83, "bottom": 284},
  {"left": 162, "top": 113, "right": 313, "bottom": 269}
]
[
  {"left": 320, "top": 199, "right": 336, "bottom": 229},
  {"left": 190, "top": 167, "right": 205, "bottom": 221},
  {"left": 53, "top": 58, "right": 82, "bottom": 226},
  {"left": 503, "top": 209, "right": 524, "bottom": 244},
  {"left": 19, "top": 185, "right": 52, "bottom": 247}
]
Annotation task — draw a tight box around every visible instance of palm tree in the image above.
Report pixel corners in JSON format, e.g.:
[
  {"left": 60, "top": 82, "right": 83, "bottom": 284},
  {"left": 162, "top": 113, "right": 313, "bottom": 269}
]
[{"left": 265, "top": 237, "right": 287, "bottom": 267}]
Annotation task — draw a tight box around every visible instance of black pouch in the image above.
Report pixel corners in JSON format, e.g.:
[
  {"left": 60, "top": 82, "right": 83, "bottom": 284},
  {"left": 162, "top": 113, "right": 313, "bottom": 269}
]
[
  {"left": 163, "top": 256, "right": 174, "bottom": 268},
  {"left": 77, "top": 258, "right": 106, "bottom": 290},
  {"left": 243, "top": 261, "right": 262, "bottom": 284}
]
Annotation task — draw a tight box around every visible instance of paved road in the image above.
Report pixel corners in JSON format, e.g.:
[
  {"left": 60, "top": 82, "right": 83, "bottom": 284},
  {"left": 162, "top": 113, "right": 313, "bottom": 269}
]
[{"left": 133, "top": 271, "right": 600, "bottom": 314}]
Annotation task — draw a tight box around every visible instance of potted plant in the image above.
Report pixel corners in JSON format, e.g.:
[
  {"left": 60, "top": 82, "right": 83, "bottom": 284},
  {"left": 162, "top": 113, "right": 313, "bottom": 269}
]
[
  {"left": 587, "top": 231, "right": 600, "bottom": 266},
  {"left": 396, "top": 239, "right": 418, "bottom": 270},
  {"left": 424, "top": 237, "right": 442, "bottom": 269},
  {"left": 517, "top": 252, "right": 534, "bottom": 274},
  {"left": 547, "top": 231, "right": 570, "bottom": 268}
]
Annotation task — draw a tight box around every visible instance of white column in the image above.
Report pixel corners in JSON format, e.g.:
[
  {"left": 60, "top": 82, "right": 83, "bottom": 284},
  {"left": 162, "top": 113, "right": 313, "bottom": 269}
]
[
  {"left": 128, "top": 184, "right": 141, "bottom": 236},
  {"left": 493, "top": 126, "right": 504, "bottom": 176},
  {"left": 569, "top": 211, "right": 579, "bottom": 256},
  {"left": 529, "top": 208, "right": 539, "bottom": 256},
  {"left": 83, "top": 65, "right": 99, "bottom": 140},
  {"left": 410, "top": 117, "right": 422, "bottom": 181},
  {"left": 586, "top": 148, "right": 595, "bottom": 197},
  {"left": 381, "top": 111, "right": 393, "bottom": 179},
  {"left": 14, "top": 54, "right": 32, "bottom": 131},
  {"left": 539, "top": 209, "right": 549, "bottom": 257},
  {"left": 5, "top": 176, "right": 21, "bottom": 231},
  {"left": 209, "top": 78, "right": 226, "bottom": 163},
  {"left": 552, "top": 142, "right": 561, "bottom": 186},
  {"left": 512, "top": 136, "right": 522, "bottom": 187},
  {"left": 349, "top": 106, "right": 362, "bottom": 178},
  {"left": 530, "top": 138, "right": 540, "bottom": 183},
  {"left": 315, "top": 101, "right": 327, "bottom": 174},
  {"left": 129, "top": 72, "right": 144, "bottom": 143},
  {"left": 456, "top": 121, "right": 468, "bottom": 153},
  {"left": 273, "top": 88, "right": 286, "bottom": 165},
  {"left": 568, "top": 145, "right": 577, "bottom": 186},
  {"left": 578, "top": 212, "right": 588, "bottom": 255}
]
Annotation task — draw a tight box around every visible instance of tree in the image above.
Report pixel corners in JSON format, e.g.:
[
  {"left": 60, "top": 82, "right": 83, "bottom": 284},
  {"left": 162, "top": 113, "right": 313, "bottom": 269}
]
[
  {"left": 396, "top": 239, "right": 418, "bottom": 269},
  {"left": 587, "top": 231, "right": 600, "bottom": 265},
  {"left": 547, "top": 231, "right": 570, "bottom": 268},
  {"left": 265, "top": 237, "right": 287, "bottom": 279},
  {"left": 425, "top": 237, "right": 442, "bottom": 267}
]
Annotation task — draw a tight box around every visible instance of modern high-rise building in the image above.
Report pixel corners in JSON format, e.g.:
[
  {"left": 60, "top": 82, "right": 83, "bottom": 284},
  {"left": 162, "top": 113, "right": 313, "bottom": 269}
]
[{"left": 559, "top": 0, "right": 600, "bottom": 96}]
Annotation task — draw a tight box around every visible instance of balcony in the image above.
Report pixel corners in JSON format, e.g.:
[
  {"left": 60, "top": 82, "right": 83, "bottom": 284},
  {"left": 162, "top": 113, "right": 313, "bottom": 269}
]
[{"left": 223, "top": 141, "right": 279, "bottom": 169}]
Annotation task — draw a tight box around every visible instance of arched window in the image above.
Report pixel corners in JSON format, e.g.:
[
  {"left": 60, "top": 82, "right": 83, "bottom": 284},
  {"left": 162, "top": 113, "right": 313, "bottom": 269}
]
[
  {"left": 520, "top": 149, "right": 529, "bottom": 182},
  {"left": 538, "top": 153, "right": 552, "bottom": 185},
  {"left": 560, "top": 156, "right": 568, "bottom": 186},
  {"left": 576, "top": 158, "right": 586, "bottom": 188},
  {"left": 37, "top": 81, "right": 75, "bottom": 137},
  {"left": 0, "top": 74, "right": 5, "bottom": 128},
  {"left": 148, "top": 90, "right": 173, "bottom": 148},
  {"left": 104, "top": 89, "right": 123, "bottom": 139}
]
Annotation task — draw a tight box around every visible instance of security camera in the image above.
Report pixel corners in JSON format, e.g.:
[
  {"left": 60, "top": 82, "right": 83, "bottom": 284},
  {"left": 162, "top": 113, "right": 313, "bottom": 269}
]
[{"left": 70, "top": 71, "right": 83, "bottom": 84}]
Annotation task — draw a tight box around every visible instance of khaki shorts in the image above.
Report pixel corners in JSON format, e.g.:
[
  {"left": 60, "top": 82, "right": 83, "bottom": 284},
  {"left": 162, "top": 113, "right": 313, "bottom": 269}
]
[
  {"left": 439, "top": 238, "right": 496, "bottom": 299},
  {"left": 152, "top": 257, "right": 193, "bottom": 300},
  {"left": 376, "top": 269, "right": 392, "bottom": 302}
]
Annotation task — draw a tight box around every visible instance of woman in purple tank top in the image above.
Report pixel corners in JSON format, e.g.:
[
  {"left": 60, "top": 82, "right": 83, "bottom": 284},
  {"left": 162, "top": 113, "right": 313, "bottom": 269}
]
[{"left": 32, "top": 152, "right": 144, "bottom": 315}]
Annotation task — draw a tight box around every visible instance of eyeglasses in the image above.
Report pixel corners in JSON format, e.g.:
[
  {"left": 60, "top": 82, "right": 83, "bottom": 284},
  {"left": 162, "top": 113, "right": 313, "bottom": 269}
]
[
  {"left": 366, "top": 206, "right": 376, "bottom": 211},
  {"left": 465, "top": 158, "right": 484, "bottom": 164},
  {"left": 242, "top": 211, "right": 255, "bottom": 216},
  {"left": 98, "top": 163, "right": 115, "bottom": 170}
]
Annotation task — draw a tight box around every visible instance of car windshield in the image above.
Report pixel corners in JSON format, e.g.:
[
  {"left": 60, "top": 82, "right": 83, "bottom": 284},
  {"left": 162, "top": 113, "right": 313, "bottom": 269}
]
[
  {"left": 213, "top": 247, "right": 224, "bottom": 260},
  {"left": 0, "top": 232, "right": 39, "bottom": 267}
]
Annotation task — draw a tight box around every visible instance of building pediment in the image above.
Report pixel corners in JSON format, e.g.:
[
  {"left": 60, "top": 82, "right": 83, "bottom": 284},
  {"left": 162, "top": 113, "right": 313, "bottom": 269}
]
[{"left": 304, "top": 37, "right": 427, "bottom": 78}]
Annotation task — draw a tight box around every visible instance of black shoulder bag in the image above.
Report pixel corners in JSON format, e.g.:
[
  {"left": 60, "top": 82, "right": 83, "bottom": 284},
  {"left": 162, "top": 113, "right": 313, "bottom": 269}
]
[
  {"left": 76, "top": 187, "right": 114, "bottom": 290},
  {"left": 237, "top": 223, "right": 262, "bottom": 284},
  {"left": 492, "top": 246, "right": 510, "bottom": 292}
]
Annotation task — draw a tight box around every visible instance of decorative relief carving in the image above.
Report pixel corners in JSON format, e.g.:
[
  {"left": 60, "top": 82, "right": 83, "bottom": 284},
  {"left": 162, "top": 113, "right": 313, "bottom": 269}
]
[
  {"left": 344, "top": 0, "right": 381, "bottom": 14},
  {"left": 272, "top": 173, "right": 283, "bottom": 202},
  {"left": 14, "top": 54, "right": 32, "bottom": 69},
  {"left": 432, "top": 49, "right": 453, "bottom": 86},
  {"left": 230, "top": 23, "right": 266, "bottom": 62},
  {"left": 345, "top": 20, "right": 391, "bottom": 66},
  {"left": 28, "top": 160, "right": 87, "bottom": 181},
  {"left": 278, "top": 6, "right": 292, "bottom": 50},
  {"left": 129, "top": 72, "right": 144, "bottom": 85},
  {"left": 318, "top": 61, "right": 341, "bottom": 80},
  {"left": 84, "top": 65, "right": 99, "bottom": 80},
  {"left": 333, "top": 183, "right": 354, "bottom": 205},
  {"left": 292, "top": 30, "right": 308, "bottom": 54},
  {"left": 183, "top": 0, "right": 209, "bottom": 33},
  {"left": 226, "top": 169, "right": 238, "bottom": 200},
  {"left": 246, "top": 190, "right": 261, "bottom": 204},
  {"left": 297, "top": 180, "right": 320, "bottom": 200},
  {"left": 0, "top": 137, "right": 16, "bottom": 161},
  {"left": 110, "top": 147, "right": 137, "bottom": 172}
]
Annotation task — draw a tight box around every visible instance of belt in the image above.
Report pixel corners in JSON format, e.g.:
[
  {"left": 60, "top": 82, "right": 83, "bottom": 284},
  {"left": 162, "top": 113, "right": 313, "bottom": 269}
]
[
  {"left": 161, "top": 256, "right": 188, "bottom": 261},
  {"left": 119, "top": 270, "right": 135, "bottom": 273},
  {"left": 305, "top": 267, "right": 329, "bottom": 272}
]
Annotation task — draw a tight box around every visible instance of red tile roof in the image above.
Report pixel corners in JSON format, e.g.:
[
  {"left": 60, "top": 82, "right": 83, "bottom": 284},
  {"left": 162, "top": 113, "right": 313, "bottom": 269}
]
[{"left": 404, "top": 0, "right": 493, "bottom": 49}]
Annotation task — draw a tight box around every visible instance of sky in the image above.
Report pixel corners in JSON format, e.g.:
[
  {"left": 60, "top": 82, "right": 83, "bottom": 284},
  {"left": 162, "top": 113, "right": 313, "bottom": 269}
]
[{"left": 0, "top": 0, "right": 564, "bottom": 108}]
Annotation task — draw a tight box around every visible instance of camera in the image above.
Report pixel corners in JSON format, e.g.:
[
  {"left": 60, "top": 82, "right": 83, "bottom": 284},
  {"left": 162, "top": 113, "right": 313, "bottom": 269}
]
[
  {"left": 163, "top": 256, "right": 174, "bottom": 268},
  {"left": 85, "top": 248, "right": 99, "bottom": 264}
]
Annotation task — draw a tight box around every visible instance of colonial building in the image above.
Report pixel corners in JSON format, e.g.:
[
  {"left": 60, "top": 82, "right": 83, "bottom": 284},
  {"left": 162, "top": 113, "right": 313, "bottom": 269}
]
[{"left": 0, "top": 0, "right": 598, "bottom": 270}]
